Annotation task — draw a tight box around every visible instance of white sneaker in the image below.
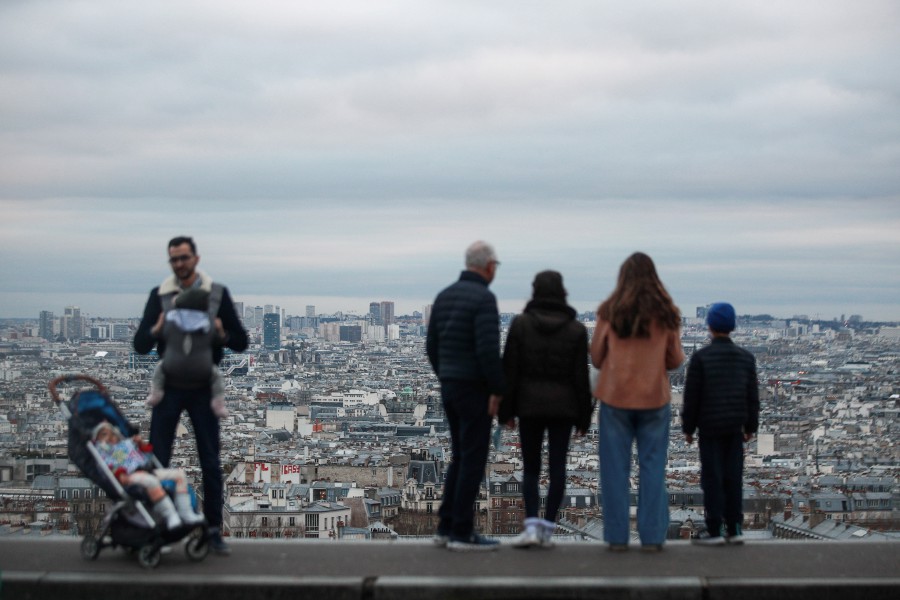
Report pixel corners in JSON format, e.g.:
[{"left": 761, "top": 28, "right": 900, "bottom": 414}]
[
  {"left": 513, "top": 518, "right": 542, "bottom": 549},
  {"left": 725, "top": 533, "right": 744, "bottom": 545},
  {"left": 538, "top": 519, "right": 556, "bottom": 548},
  {"left": 512, "top": 525, "right": 541, "bottom": 548}
]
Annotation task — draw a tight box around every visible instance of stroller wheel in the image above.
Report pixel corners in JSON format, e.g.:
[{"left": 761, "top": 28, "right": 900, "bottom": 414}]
[
  {"left": 185, "top": 530, "right": 209, "bottom": 562},
  {"left": 81, "top": 535, "right": 101, "bottom": 560},
  {"left": 137, "top": 545, "right": 161, "bottom": 569}
]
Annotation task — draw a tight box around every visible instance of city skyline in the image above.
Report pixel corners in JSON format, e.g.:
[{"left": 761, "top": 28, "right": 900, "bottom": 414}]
[{"left": 2, "top": 3, "right": 899, "bottom": 320}]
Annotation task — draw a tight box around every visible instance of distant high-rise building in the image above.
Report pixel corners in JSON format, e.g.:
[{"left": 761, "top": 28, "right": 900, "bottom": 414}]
[
  {"left": 233, "top": 301, "right": 244, "bottom": 323},
  {"left": 380, "top": 301, "right": 395, "bottom": 330},
  {"left": 339, "top": 325, "right": 362, "bottom": 342},
  {"left": 39, "top": 311, "right": 54, "bottom": 340},
  {"left": 306, "top": 305, "right": 316, "bottom": 318},
  {"left": 254, "top": 306, "right": 264, "bottom": 328},
  {"left": 265, "top": 304, "right": 274, "bottom": 316},
  {"left": 263, "top": 313, "right": 281, "bottom": 350},
  {"left": 64, "top": 306, "right": 83, "bottom": 340},
  {"left": 696, "top": 306, "right": 709, "bottom": 320},
  {"left": 424, "top": 304, "right": 433, "bottom": 326},
  {"left": 369, "top": 302, "right": 382, "bottom": 324},
  {"left": 112, "top": 323, "right": 130, "bottom": 340}
]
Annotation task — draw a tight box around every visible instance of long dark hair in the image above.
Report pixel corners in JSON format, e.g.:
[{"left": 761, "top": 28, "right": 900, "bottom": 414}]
[{"left": 598, "top": 252, "right": 681, "bottom": 338}]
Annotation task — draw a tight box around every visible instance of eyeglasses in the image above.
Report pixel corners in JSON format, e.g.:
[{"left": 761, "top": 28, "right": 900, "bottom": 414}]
[{"left": 169, "top": 254, "right": 194, "bottom": 265}]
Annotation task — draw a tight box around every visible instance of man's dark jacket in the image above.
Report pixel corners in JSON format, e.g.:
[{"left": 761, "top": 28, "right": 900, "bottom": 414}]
[
  {"left": 134, "top": 284, "right": 248, "bottom": 367},
  {"left": 499, "top": 299, "right": 593, "bottom": 432},
  {"left": 426, "top": 271, "right": 505, "bottom": 394},
  {"left": 682, "top": 337, "right": 759, "bottom": 437}
]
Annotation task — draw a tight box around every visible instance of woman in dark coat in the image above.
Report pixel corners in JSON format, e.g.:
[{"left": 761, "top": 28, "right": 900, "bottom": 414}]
[{"left": 500, "top": 270, "right": 593, "bottom": 548}]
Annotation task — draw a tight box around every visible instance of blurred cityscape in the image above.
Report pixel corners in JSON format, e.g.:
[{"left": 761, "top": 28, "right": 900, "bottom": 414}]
[{"left": 1, "top": 303, "right": 898, "bottom": 543}]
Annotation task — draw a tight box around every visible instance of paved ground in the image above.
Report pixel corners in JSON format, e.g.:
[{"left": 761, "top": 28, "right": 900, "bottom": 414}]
[{"left": 2, "top": 538, "right": 899, "bottom": 599}]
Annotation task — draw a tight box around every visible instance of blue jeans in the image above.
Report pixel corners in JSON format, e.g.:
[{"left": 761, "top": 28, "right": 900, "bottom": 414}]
[
  {"left": 437, "top": 379, "right": 492, "bottom": 539},
  {"left": 150, "top": 386, "right": 223, "bottom": 528},
  {"left": 598, "top": 402, "right": 670, "bottom": 545}
]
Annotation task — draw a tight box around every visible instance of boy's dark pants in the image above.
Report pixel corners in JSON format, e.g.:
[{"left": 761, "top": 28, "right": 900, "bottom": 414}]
[{"left": 699, "top": 432, "right": 744, "bottom": 536}]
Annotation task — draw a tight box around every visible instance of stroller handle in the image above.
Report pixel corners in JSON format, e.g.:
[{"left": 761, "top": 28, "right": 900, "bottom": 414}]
[{"left": 48, "top": 374, "right": 107, "bottom": 405}]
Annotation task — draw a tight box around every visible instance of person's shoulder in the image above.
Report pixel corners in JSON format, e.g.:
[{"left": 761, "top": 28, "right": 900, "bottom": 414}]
[{"left": 734, "top": 343, "right": 756, "bottom": 361}]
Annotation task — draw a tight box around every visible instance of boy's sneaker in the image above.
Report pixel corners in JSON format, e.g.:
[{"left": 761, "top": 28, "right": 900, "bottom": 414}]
[
  {"left": 726, "top": 524, "right": 744, "bottom": 545},
  {"left": 432, "top": 532, "right": 450, "bottom": 547},
  {"left": 208, "top": 528, "right": 231, "bottom": 556},
  {"left": 692, "top": 532, "right": 726, "bottom": 546},
  {"left": 447, "top": 533, "right": 499, "bottom": 552}
]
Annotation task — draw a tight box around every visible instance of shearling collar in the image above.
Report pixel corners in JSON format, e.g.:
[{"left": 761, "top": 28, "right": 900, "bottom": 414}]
[{"left": 158, "top": 270, "right": 213, "bottom": 296}]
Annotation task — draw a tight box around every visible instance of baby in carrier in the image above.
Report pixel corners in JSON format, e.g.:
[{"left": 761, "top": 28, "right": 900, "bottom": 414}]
[
  {"left": 147, "top": 288, "right": 228, "bottom": 418},
  {"left": 91, "top": 421, "right": 204, "bottom": 529}
]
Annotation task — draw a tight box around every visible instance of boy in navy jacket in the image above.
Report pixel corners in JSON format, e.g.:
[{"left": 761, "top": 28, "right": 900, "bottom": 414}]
[{"left": 682, "top": 302, "right": 759, "bottom": 545}]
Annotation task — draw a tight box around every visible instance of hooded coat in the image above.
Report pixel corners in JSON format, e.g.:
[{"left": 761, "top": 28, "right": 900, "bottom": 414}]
[{"left": 499, "top": 297, "right": 593, "bottom": 432}]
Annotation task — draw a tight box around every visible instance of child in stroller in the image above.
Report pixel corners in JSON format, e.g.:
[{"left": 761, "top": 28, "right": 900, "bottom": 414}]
[
  {"left": 91, "top": 421, "right": 204, "bottom": 530},
  {"left": 50, "top": 374, "right": 210, "bottom": 568}
]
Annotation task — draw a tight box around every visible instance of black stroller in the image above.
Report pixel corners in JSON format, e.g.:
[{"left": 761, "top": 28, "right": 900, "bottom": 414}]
[{"left": 50, "top": 374, "right": 210, "bottom": 568}]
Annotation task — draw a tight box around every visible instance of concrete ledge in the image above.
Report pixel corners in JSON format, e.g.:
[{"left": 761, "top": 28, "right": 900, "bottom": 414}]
[
  {"left": 5, "top": 573, "right": 899, "bottom": 600},
  {"left": 374, "top": 576, "right": 702, "bottom": 600},
  {"left": 0, "top": 572, "right": 364, "bottom": 600},
  {"left": 706, "top": 578, "right": 900, "bottom": 600}
]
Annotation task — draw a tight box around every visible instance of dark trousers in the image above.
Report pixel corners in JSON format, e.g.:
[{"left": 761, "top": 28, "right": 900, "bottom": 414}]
[
  {"left": 698, "top": 432, "right": 744, "bottom": 536},
  {"left": 519, "top": 418, "right": 572, "bottom": 522},
  {"left": 150, "top": 386, "right": 223, "bottom": 528},
  {"left": 437, "top": 379, "right": 492, "bottom": 539}
]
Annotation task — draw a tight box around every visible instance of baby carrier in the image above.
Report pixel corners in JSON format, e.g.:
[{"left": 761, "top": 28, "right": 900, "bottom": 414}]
[
  {"left": 159, "top": 286, "right": 222, "bottom": 389},
  {"left": 50, "top": 374, "right": 210, "bottom": 568}
]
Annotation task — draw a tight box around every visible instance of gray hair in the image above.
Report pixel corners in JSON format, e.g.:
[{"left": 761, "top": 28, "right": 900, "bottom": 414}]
[{"left": 465, "top": 241, "right": 498, "bottom": 269}]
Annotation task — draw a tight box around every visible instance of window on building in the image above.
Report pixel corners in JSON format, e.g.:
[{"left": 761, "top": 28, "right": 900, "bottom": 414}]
[
  {"left": 262, "top": 517, "right": 268, "bottom": 526},
  {"left": 73, "top": 490, "right": 80, "bottom": 499},
  {"left": 60, "top": 490, "right": 67, "bottom": 499},
  {"left": 289, "top": 517, "right": 295, "bottom": 527},
  {"left": 306, "top": 514, "right": 319, "bottom": 530},
  {"left": 85, "top": 490, "right": 91, "bottom": 499}
]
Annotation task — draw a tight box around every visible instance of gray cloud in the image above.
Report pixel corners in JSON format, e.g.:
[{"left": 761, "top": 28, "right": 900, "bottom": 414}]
[{"left": 1, "top": 2, "right": 898, "bottom": 320}]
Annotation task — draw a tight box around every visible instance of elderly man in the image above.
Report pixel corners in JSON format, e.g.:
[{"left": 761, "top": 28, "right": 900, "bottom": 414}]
[
  {"left": 134, "top": 236, "right": 248, "bottom": 556},
  {"left": 426, "top": 241, "right": 505, "bottom": 551}
]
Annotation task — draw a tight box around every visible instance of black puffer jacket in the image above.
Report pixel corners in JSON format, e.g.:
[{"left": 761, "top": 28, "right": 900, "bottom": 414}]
[
  {"left": 499, "top": 299, "right": 593, "bottom": 432},
  {"left": 426, "top": 271, "right": 505, "bottom": 394},
  {"left": 682, "top": 337, "right": 759, "bottom": 437}
]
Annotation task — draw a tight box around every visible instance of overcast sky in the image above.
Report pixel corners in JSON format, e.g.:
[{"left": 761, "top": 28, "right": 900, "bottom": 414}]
[{"left": 1, "top": 1, "right": 899, "bottom": 321}]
